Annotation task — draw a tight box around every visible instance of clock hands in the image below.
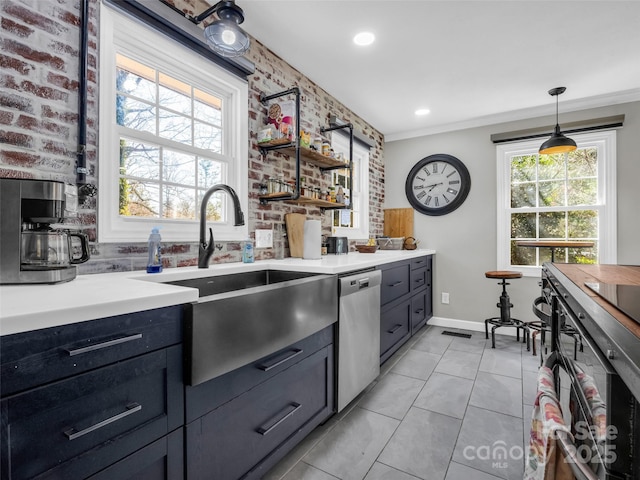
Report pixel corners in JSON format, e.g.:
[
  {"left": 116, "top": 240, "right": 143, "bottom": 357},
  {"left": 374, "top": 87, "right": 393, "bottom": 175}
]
[{"left": 425, "top": 182, "right": 443, "bottom": 192}]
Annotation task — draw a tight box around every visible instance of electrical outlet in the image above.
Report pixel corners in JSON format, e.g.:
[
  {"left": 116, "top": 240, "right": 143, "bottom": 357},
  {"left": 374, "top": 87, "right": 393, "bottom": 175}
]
[
  {"left": 255, "top": 229, "right": 273, "bottom": 249},
  {"left": 441, "top": 292, "right": 450, "bottom": 304}
]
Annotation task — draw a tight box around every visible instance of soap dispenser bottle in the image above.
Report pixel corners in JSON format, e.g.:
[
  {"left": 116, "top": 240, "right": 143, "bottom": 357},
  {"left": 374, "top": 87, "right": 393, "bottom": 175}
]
[
  {"left": 242, "top": 236, "right": 254, "bottom": 263},
  {"left": 147, "top": 227, "right": 163, "bottom": 273}
]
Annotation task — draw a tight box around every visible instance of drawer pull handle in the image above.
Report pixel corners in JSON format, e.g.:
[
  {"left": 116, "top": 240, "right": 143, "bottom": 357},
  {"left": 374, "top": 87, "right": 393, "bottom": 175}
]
[
  {"left": 257, "top": 349, "right": 303, "bottom": 371},
  {"left": 65, "top": 333, "right": 143, "bottom": 356},
  {"left": 415, "top": 278, "right": 424, "bottom": 284},
  {"left": 257, "top": 402, "right": 301, "bottom": 436},
  {"left": 414, "top": 260, "right": 425, "bottom": 264},
  {"left": 64, "top": 402, "right": 142, "bottom": 440},
  {"left": 389, "top": 281, "right": 403, "bottom": 287},
  {"left": 415, "top": 308, "right": 424, "bottom": 314},
  {"left": 388, "top": 324, "right": 403, "bottom": 334}
]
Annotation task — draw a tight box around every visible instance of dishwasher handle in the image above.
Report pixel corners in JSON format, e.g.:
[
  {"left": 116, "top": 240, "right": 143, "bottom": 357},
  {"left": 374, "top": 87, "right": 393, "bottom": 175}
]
[{"left": 339, "top": 270, "right": 382, "bottom": 297}]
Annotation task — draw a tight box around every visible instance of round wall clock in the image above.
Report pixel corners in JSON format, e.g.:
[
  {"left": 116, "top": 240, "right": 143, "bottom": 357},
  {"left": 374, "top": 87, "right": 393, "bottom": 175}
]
[{"left": 405, "top": 154, "right": 471, "bottom": 216}]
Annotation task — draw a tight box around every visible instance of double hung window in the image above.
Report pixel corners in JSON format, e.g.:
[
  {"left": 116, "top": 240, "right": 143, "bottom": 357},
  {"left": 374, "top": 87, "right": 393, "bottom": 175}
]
[
  {"left": 496, "top": 131, "right": 616, "bottom": 275},
  {"left": 99, "top": 6, "right": 248, "bottom": 242}
]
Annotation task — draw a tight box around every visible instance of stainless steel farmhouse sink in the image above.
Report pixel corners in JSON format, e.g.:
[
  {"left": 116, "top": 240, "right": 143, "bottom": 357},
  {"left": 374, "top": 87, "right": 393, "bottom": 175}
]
[{"left": 166, "top": 270, "right": 338, "bottom": 386}]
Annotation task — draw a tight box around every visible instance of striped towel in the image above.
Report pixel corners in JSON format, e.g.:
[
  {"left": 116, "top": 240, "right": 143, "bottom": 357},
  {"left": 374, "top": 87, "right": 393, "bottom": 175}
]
[{"left": 524, "top": 366, "right": 575, "bottom": 480}]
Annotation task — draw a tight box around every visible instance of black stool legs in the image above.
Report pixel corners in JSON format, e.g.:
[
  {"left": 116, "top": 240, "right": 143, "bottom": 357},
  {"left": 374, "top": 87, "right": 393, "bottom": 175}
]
[{"left": 484, "top": 277, "right": 530, "bottom": 350}]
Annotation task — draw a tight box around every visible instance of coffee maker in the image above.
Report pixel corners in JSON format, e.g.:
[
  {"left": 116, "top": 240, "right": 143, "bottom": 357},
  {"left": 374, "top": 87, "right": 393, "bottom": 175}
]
[{"left": 0, "top": 178, "right": 90, "bottom": 284}]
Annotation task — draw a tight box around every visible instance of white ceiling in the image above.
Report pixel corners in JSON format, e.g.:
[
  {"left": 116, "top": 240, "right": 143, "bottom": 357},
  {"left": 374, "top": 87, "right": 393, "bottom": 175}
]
[{"left": 240, "top": 0, "right": 640, "bottom": 141}]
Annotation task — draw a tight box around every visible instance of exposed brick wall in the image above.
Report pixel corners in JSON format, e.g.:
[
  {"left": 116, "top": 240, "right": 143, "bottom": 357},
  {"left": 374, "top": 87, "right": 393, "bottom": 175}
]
[{"left": 0, "top": 0, "right": 385, "bottom": 274}]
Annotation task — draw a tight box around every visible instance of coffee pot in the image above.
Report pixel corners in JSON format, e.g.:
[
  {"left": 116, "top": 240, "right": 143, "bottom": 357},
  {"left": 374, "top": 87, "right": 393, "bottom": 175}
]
[{"left": 0, "top": 178, "right": 91, "bottom": 284}]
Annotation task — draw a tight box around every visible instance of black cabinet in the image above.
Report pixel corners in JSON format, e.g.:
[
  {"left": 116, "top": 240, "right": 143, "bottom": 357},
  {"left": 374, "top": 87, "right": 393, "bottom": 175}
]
[
  {"left": 378, "top": 255, "right": 432, "bottom": 364},
  {"left": 185, "top": 325, "right": 335, "bottom": 480},
  {"left": 0, "top": 307, "right": 183, "bottom": 480}
]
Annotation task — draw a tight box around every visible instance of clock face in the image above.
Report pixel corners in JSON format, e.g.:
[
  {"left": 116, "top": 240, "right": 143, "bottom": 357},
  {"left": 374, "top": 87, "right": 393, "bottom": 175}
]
[{"left": 405, "top": 154, "right": 471, "bottom": 216}]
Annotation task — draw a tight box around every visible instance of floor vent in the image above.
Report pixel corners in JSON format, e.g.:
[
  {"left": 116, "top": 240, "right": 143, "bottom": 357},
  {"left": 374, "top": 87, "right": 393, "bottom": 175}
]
[{"left": 441, "top": 331, "right": 472, "bottom": 339}]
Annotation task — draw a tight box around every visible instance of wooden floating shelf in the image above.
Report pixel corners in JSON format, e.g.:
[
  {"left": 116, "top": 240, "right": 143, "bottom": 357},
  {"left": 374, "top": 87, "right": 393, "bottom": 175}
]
[
  {"left": 259, "top": 192, "right": 347, "bottom": 209},
  {"left": 259, "top": 142, "right": 349, "bottom": 170}
]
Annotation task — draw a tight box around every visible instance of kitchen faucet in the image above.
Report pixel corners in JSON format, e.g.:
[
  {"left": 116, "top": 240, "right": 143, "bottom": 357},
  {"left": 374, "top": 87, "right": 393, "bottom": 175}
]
[{"left": 198, "top": 184, "right": 245, "bottom": 268}]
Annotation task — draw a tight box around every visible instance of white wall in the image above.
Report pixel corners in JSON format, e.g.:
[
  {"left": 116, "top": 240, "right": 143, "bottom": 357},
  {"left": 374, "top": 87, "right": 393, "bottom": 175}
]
[{"left": 385, "top": 101, "right": 640, "bottom": 326}]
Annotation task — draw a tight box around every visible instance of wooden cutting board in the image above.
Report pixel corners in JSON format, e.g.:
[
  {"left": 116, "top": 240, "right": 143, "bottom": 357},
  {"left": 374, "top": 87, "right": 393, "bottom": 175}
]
[
  {"left": 383, "top": 208, "right": 414, "bottom": 238},
  {"left": 285, "top": 213, "right": 306, "bottom": 258}
]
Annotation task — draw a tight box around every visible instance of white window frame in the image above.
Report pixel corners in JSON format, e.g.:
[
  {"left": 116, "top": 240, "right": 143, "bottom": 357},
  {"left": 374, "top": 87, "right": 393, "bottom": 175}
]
[
  {"left": 330, "top": 133, "right": 370, "bottom": 240},
  {"left": 496, "top": 130, "right": 617, "bottom": 277},
  {"left": 98, "top": 5, "right": 248, "bottom": 243}
]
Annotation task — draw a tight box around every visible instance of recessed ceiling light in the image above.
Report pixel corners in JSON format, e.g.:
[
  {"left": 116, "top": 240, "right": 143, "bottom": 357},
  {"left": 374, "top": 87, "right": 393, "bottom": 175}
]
[
  {"left": 353, "top": 32, "right": 375, "bottom": 46},
  {"left": 415, "top": 108, "right": 430, "bottom": 116}
]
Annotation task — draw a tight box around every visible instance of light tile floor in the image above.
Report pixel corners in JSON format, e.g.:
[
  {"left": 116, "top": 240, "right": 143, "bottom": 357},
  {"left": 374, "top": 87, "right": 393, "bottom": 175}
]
[{"left": 264, "top": 324, "right": 542, "bottom": 480}]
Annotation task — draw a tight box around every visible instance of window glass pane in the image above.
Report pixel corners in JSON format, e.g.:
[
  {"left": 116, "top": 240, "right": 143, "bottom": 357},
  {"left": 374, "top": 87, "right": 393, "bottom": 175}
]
[
  {"left": 194, "top": 88, "right": 222, "bottom": 124},
  {"left": 511, "top": 182, "right": 535, "bottom": 208},
  {"left": 120, "top": 139, "right": 159, "bottom": 180},
  {"left": 511, "top": 155, "right": 536, "bottom": 182},
  {"left": 568, "top": 243, "right": 597, "bottom": 264},
  {"left": 158, "top": 109, "right": 192, "bottom": 145},
  {"left": 539, "top": 211, "right": 566, "bottom": 238},
  {"left": 194, "top": 122, "right": 222, "bottom": 152},
  {"left": 163, "top": 150, "right": 196, "bottom": 186},
  {"left": 511, "top": 212, "right": 536, "bottom": 238},
  {"left": 119, "top": 180, "right": 159, "bottom": 218},
  {"left": 198, "top": 191, "right": 223, "bottom": 221},
  {"left": 567, "top": 148, "right": 597, "bottom": 177},
  {"left": 568, "top": 178, "right": 597, "bottom": 205},
  {"left": 198, "top": 158, "right": 223, "bottom": 188},
  {"left": 538, "top": 180, "right": 565, "bottom": 207},
  {"left": 568, "top": 210, "right": 598, "bottom": 238},
  {"left": 116, "top": 95, "right": 156, "bottom": 133},
  {"left": 538, "top": 154, "right": 565, "bottom": 180},
  {"left": 159, "top": 73, "right": 192, "bottom": 115},
  {"left": 511, "top": 240, "right": 536, "bottom": 266},
  {"left": 116, "top": 68, "right": 155, "bottom": 102},
  {"left": 163, "top": 185, "right": 196, "bottom": 219}
]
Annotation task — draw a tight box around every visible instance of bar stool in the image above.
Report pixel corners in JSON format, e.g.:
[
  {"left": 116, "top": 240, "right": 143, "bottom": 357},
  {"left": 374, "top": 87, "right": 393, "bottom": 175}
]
[{"left": 484, "top": 271, "right": 530, "bottom": 350}]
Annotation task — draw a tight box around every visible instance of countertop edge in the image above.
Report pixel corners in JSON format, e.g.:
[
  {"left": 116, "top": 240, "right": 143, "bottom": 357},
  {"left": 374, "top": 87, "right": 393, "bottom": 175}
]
[{"left": 1, "top": 249, "right": 435, "bottom": 336}]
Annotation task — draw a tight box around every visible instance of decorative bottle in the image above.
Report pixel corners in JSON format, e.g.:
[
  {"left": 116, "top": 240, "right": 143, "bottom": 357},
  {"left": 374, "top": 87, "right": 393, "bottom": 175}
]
[
  {"left": 242, "top": 236, "right": 254, "bottom": 263},
  {"left": 146, "top": 227, "right": 162, "bottom": 273}
]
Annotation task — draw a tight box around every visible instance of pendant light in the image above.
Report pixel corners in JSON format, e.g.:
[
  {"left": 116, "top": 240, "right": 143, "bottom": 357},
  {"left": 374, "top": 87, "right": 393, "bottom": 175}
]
[
  {"left": 191, "top": 0, "right": 250, "bottom": 58},
  {"left": 539, "top": 87, "right": 577, "bottom": 155}
]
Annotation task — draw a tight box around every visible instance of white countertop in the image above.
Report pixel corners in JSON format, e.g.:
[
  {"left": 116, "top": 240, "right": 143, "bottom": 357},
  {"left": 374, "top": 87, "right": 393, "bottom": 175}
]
[{"left": 0, "top": 249, "right": 434, "bottom": 336}]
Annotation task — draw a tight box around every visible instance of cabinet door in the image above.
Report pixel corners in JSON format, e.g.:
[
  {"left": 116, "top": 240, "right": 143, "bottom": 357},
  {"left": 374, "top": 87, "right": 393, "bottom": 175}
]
[
  {"left": 411, "top": 266, "right": 427, "bottom": 293},
  {"left": 380, "top": 299, "right": 411, "bottom": 364},
  {"left": 186, "top": 346, "right": 334, "bottom": 480},
  {"left": 379, "top": 262, "right": 410, "bottom": 306},
  {"left": 411, "top": 291, "right": 428, "bottom": 334},
  {"left": 1, "top": 346, "right": 183, "bottom": 480},
  {"left": 87, "top": 428, "right": 183, "bottom": 480}
]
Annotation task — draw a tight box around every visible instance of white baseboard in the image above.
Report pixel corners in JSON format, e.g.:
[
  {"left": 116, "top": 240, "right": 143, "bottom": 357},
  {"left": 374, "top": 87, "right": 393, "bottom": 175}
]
[{"left": 428, "top": 316, "right": 519, "bottom": 337}]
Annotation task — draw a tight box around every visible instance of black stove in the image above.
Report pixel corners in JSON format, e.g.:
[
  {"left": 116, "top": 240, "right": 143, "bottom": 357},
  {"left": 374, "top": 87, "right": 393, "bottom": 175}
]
[{"left": 585, "top": 282, "right": 640, "bottom": 325}]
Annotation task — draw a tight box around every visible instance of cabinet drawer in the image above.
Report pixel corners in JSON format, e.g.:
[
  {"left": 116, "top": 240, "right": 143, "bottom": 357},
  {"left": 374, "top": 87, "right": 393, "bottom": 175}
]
[
  {"left": 1, "top": 306, "right": 182, "bottom": 397},
  {"left": 410, "top": 256, "right": 429, "bottom": 270},
  {"left": 186, "top": 325, "right": 333, "bottom": 423},
  {"left": 87, "top": 428, "right": 184, "bottom": 480},
  {"left": 380, "top": 300, "right": 411, "bottom": 362},
  {"left": 411, "top": 267, "right": 428, "bottom": 292},
  {"left": 186, "top": 346, "right": 334, "bottom": 480},
  {"left": 1, "top": 346, "right": 183, "bottom": 480},
  {"left": 411, "top": 291, "right": 428, "bottom": 333},
  {"left": 380, "top": 263, "right": 410, "bottom": 305}
]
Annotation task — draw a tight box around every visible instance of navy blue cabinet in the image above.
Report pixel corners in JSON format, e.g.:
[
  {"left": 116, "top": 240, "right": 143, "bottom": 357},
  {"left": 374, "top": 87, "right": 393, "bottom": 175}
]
[
  {"left": 378, "top": 255, "right": 432, "bottom": 363},
  {"left": 0, "top": 307, "right": 183, "bottom": 480}
]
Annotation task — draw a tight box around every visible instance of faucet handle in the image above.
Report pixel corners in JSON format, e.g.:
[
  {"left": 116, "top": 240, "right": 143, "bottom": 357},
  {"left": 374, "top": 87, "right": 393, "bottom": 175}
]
[{"left": 207, "top": 228, "right": 214, "bottom": 251}]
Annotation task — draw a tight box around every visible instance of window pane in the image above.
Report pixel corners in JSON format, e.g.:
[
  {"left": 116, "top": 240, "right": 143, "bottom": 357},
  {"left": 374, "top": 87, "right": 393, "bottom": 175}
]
[
  {"left": 194, "top": 122, "right": 222, "bottom": 152},
  {"left": 511, "top": 155, "right": 536, "bottom": 182},
  {"left": 568, "top": 243, "right": 597, "bottom": 264},
  {"left": 511, "top": 212, "right": 536, "bottom": 238},
  {"left": 159, "top": 80, "right": 192, "bottom": 115},
  {"left": 198, "top": 191, "right": 223, "bottom": 221},
  {"left": 567, "top": 148, "right": 597, "bottom": 177},
  {"left": 163, "top": 150, "right": 196, "bottom": 186},
  {"left": 511, "top": 240, "right": 536, "bottom": 266},
  {"left": 539, "top": 211, "right": 566, "bottom": 238},
  {"left": 163, "top": 185, "right": 196, "bottom": 219},
  {"left": 198, "top": 158, "right": 223, "bottom": 188},
  {"left": 116, "top": 68, "right": 155, "bottom": 102},
  {"left": 194, "top": 88, "right": 222, "bottom": 124},
  {"left": 511, "top": 182, "right": 535, "bottom": 208},
  {"left": 568, "top": 178, "right": 597, "bottom": 206},
  {"left": 158, "top": 109, "right": 192, "bottom": 145},
  {"left": 120, "top": 139, "right": 159, "bottom": 180},
  {"left": 568, "top": 210, "right": 598, "bottom": 238},
  {"left": 538, "top": 154, "right": 565, "bottom": 180},
  {"left": 116, "top": 95, "right": 156, "bottom": 133},
  {"left": 119, "top": 180, "right": 159, "bottom": 218},
  {"left": 538, "top": 180, "right": 565, "bottom": 207}
]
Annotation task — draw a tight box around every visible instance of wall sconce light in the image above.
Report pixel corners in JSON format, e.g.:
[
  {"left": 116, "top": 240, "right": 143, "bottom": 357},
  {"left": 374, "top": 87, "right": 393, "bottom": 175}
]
[
  {"left": 190, "top": 0, "right": 250, "bottom": 58},
  {"left": 539, "top": 86, "right": 577, "bottom": 155}
]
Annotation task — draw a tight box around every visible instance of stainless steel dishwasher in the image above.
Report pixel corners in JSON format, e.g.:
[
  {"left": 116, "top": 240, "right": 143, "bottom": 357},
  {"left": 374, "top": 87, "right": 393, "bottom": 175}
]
[{"left": 337, "top": 268, "right": 382, "bottom": 411}]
